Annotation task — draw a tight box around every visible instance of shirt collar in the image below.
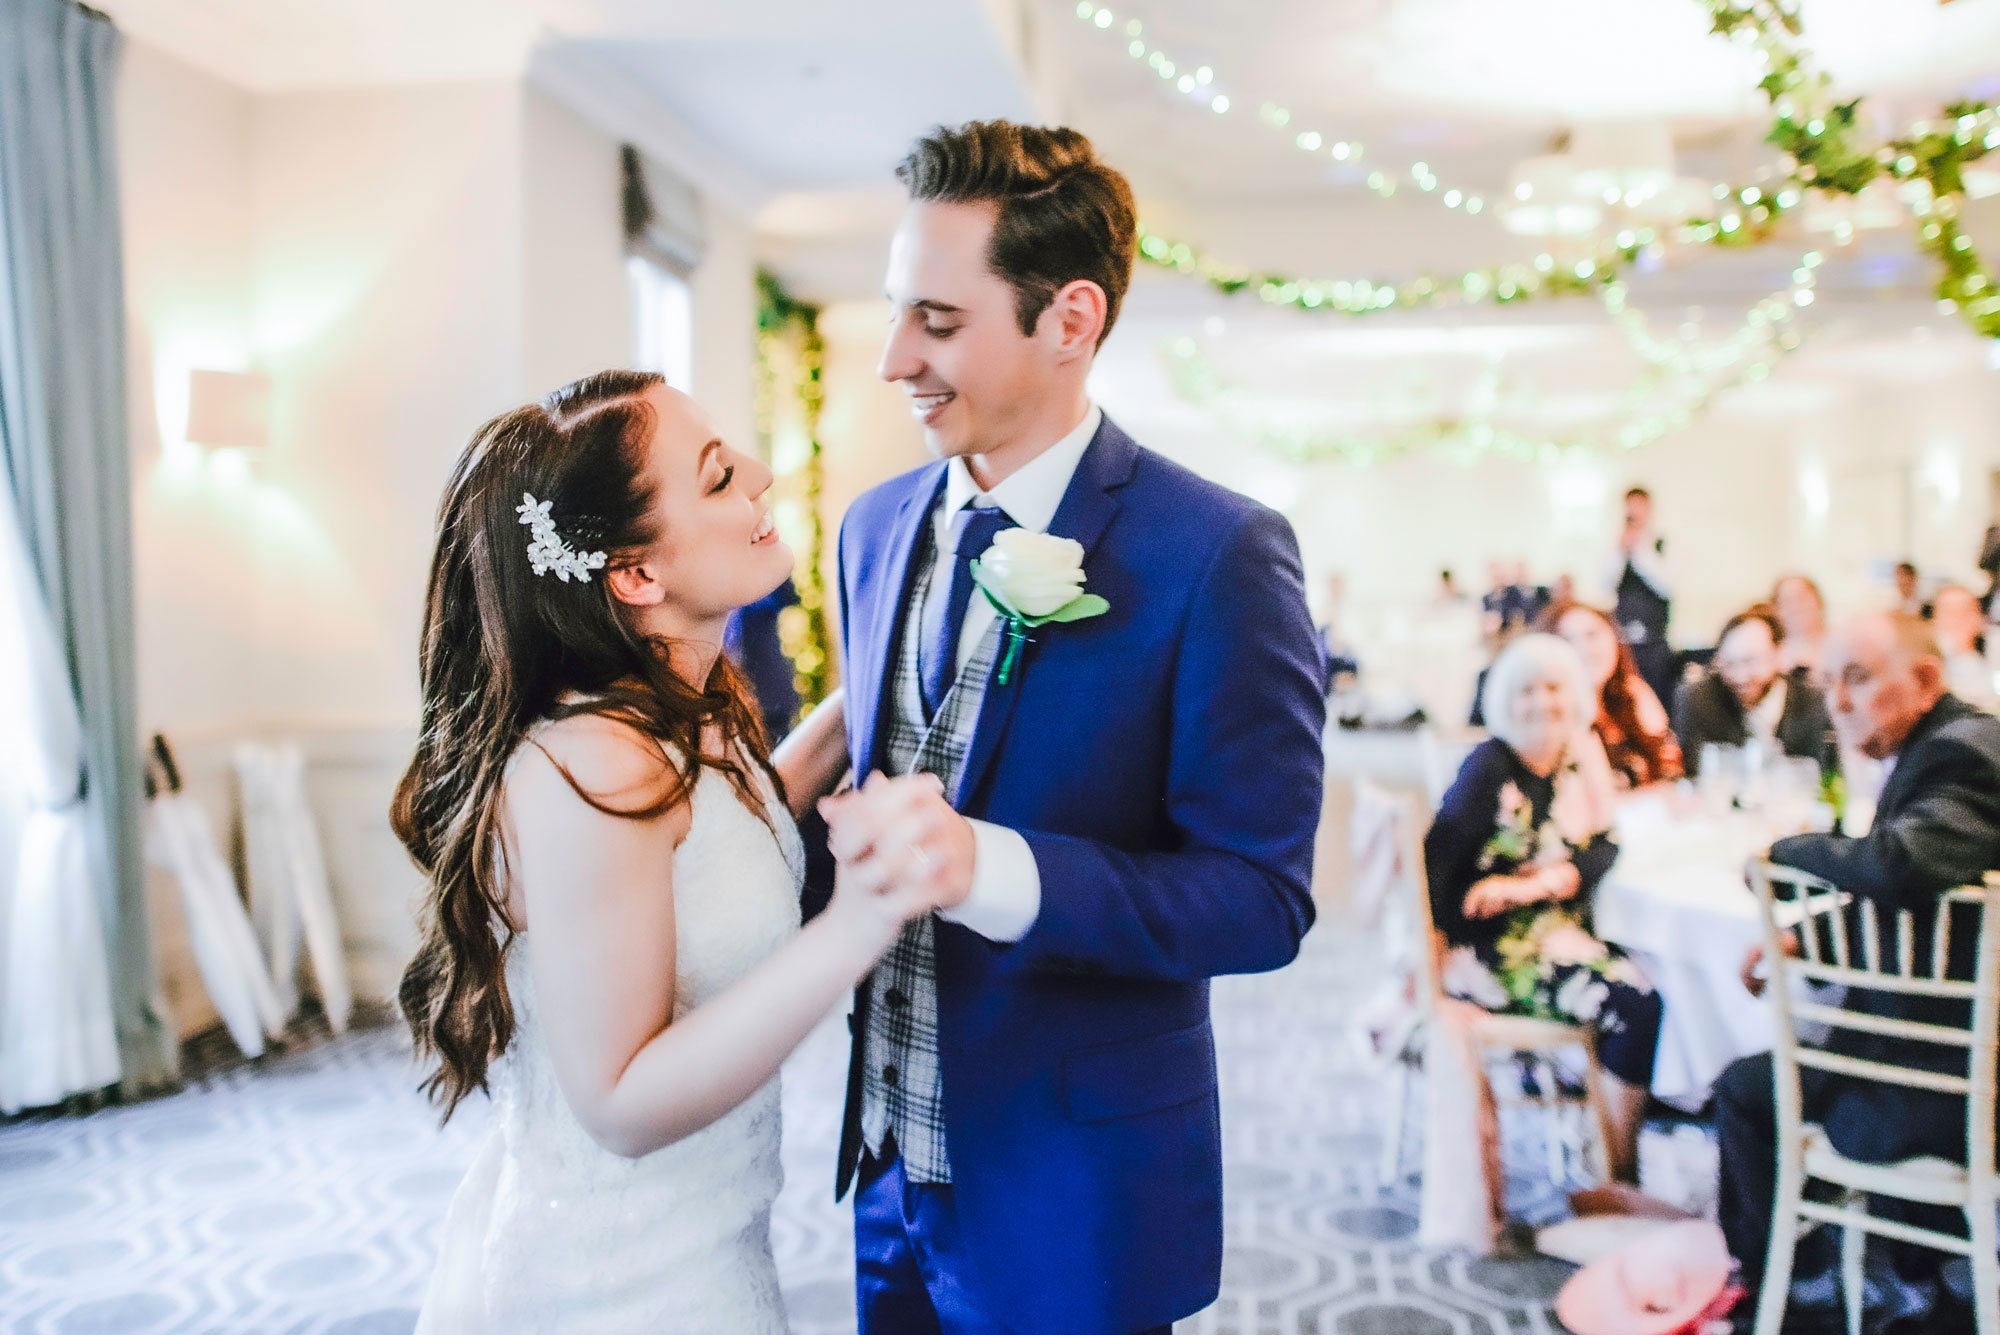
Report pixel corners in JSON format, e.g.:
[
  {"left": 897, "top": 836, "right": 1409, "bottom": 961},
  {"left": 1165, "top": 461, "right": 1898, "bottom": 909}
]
[
  {"left": 1747, "top": 676, "right": 1788, "bottom": 735},
  {"left": 942, "top": 403, "right": 1102, "bottom": 535}
]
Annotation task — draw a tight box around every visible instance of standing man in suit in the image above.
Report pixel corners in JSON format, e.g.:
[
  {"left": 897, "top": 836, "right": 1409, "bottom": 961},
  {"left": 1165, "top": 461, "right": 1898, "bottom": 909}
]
[
  {"left": 1673, "top": 604, "right": 1832, "bottom": 776},
  {"left": 811, "top": 121, "right": 1326, "bottom": 1335},
  {"left": 1713, "top": 612, "right": 2000, "bottom": 1318},
  {"left": 1608, "top": 486, "right": 1677, "bottom": 708}
]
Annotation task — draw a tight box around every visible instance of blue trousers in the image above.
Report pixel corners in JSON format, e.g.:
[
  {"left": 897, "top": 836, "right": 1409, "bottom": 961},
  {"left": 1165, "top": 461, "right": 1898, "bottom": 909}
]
[{"left": 854, "top": 1146, "right": 1172, "bottom": 1335}]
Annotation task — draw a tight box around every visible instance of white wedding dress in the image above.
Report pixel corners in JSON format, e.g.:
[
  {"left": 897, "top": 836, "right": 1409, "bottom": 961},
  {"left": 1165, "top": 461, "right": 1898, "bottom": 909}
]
[{"left": 415, "top": 761, "right": 804, "bottom": 1333}]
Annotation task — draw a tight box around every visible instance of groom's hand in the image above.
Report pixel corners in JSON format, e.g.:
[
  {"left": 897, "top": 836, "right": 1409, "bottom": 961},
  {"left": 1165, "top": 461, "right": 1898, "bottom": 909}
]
[{"left": 819, "top": 772, "right": 975, "bottom": 912}]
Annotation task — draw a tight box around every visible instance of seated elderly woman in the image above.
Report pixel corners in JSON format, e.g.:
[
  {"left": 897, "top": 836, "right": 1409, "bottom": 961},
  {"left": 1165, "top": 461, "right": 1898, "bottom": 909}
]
[
  {"left": 1538, "top": 598, "right": 1684, "bottom": 790},
  {"left": 1425, "top": 633, "right": 1663, "bottom": 1182}
]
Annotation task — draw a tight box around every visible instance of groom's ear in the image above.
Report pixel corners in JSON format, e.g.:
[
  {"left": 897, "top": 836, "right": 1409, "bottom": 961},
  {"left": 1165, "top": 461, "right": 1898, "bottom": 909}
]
[
  {"left": 605, "top": 560, "right": 666, "bottom": 608},
  {"left": 1042, "top": 278, "right": 1108, "bottom": 361}
]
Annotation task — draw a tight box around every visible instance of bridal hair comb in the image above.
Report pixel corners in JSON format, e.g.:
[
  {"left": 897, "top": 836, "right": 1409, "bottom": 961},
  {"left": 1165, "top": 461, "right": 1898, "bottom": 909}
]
[{"left": 516, "top": 493, "right": 607, "bottom": 583}]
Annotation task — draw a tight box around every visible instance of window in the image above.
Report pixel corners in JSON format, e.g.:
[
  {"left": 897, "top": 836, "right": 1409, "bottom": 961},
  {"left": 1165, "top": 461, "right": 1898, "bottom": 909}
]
[{"left": 628, "top": 255, "right": 694, "bottom": 394}]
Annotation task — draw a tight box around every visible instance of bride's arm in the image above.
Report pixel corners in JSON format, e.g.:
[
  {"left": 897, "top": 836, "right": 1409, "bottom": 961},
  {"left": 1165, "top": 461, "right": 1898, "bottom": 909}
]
[
  {"left": 771, "top": 688, "right": 848, "bottom": 820},
  {"left": 508, "top": 716, "right": 910, "bottom": 1159}
]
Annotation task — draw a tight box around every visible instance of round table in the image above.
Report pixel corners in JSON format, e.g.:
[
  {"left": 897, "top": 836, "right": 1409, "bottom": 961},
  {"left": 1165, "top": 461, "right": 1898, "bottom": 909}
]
[{"left": 1593, "top": 800, "right": 1785, "bottom": 1112}]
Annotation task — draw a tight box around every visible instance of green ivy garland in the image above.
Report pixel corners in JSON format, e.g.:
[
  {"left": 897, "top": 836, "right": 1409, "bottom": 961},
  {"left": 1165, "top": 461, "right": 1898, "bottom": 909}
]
[
  {"left": 1137, "top": 1, "right": 2000, "bottom": 337},
  {"left": 753, "top": 270, "right": 833, "bottom": 720}
]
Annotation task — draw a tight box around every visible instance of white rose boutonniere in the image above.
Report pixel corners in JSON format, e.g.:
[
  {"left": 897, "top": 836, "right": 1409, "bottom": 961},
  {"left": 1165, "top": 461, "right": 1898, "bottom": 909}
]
[{"left": 969, "top": 529, "right": 1110, "bottom": 685}]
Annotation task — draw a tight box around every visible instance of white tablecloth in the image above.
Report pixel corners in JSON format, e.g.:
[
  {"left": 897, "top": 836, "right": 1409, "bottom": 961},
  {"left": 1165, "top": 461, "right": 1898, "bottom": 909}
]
[{"left": 1595, "top": 802, "right": 1781, "bottom": 1111}]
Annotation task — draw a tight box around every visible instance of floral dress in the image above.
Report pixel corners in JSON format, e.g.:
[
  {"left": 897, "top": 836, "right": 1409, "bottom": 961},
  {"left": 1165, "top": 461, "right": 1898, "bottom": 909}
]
[{"left": 1423, "top": 738, "right": 1662, "bottom": 1087}]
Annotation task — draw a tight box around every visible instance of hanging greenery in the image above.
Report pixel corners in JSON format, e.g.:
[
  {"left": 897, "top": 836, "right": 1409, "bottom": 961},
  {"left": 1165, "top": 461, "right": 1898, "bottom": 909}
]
[
  {"left": 1119, "top": 0, "right": 2000, "bottom": 339},
  {"left": 1135, "top": 226, "right": 1647, "bottom": 315},
  {"left": 1698, "top": 0, "right": 2000, "bottom": 335},
  {"left": 754, "top": 270, "right": 833, "bottom": 719}
]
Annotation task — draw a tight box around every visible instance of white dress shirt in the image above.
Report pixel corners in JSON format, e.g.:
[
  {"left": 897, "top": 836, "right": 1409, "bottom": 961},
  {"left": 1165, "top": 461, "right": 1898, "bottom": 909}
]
[
  {"left": 1745, "top": 677, "right": 1788, "bottom": 748},
  {"left": 929, "top": 403, "right": 1101, "bottom": 944},
  {"left": 1602, "top": 532, "right": 1673, "bottom": 601}
]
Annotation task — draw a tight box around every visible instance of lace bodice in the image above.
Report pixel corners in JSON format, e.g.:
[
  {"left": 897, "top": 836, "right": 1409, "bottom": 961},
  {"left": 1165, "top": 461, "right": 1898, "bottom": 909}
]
[{"left": 417, "top": 762, "right": 804, "bottom": 1334}]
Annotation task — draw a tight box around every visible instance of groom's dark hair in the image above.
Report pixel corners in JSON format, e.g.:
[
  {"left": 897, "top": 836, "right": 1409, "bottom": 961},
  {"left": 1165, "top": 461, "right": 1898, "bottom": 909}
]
[{"left": 896, "top": 120, "right": 1136, "bottom": 348}]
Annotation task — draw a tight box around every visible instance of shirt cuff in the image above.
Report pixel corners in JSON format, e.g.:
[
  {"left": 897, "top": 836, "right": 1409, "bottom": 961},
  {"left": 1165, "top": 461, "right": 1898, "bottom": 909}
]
[{"left": 937, "top": 819, "right": 1042, "bottom": 942}]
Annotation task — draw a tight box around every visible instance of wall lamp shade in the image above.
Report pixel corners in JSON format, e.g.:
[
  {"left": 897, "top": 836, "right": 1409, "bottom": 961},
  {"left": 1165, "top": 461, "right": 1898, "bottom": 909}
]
[{"left": 185, "top": 369, "right": 270, "bottom": 451}]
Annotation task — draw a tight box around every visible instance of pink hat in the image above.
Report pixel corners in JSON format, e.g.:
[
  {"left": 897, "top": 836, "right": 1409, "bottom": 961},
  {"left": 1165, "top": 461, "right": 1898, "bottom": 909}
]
[{"left": 1556, "top": 1219, "right": 1741, "bottom": 1335}]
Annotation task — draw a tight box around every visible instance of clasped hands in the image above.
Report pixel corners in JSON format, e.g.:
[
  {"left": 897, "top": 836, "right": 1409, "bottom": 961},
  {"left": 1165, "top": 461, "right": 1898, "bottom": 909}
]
[{"left": 820, "top": 771, "right": 976, "bottom": 919}]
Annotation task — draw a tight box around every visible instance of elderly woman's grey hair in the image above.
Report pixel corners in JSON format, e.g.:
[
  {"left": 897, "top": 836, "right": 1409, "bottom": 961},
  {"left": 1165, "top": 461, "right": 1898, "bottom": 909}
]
[{"left": 1481, "top": 632, "right": 1596, "bottom": 753}]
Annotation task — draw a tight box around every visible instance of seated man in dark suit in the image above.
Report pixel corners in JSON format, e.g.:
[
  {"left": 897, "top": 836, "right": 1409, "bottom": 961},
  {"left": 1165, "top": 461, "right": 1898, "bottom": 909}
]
[
  {"left": 1714, "top": 612, "right": 2000, "bottom": 1315},
  {"left": 1674, "top": 604, "right": 1833, "bottom": 776}
]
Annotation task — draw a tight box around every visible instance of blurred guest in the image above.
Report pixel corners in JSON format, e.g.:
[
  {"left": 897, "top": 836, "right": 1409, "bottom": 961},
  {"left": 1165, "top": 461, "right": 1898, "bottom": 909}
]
[
  {"left": 1480, "top": 559, "right": 1511, "bottom": 636},
  {"left": 1317, "top": 572, "right": 1360, "bottom": 694},
  {"left": 1771, "top": 573, "right": 1829, "bottom": 680},
  {"left": 1893, "top": 560, "right": 1925, "bottom": 617},
  {"left": 1507, "top": 560, "right": 1551, "bottom": 629},
  {"left": 1425, "top": 633, "right": 1660, "bottom": 1181},
  {"left": 1979, "top": 523, "right": 2000, "bottom": 617},
  {"left": 1479, "top": 561, "right": 1538, "bottom": 633},
  {"left": 724, "top": 576, "right": 802, "bottom": 742},
  {"left": 1548, "top": 572, "right": 1576, "bottom": 606},
  {"left": 1931, "top": 583, "right": 1995, "bottom": 711},
  {"left": 1540, "top": 599, "right": 1683, "bottom": 789},
  {"left": 1673, "top": 605, "right": 1831, "bottom": 776},
  {"left": 1716, "top": 613, "right": 2000, "bottom": 1310},
  {"left": 1605, "top": 487, "right": 1677, "bottom": 708},
  {"left": 1435, "top": 568, "right": 1469, "bottom": 606}
]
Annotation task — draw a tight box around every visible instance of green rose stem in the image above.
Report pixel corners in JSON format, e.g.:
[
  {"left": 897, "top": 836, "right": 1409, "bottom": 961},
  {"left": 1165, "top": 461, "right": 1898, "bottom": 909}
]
[
  {"left": 969, "top": 555, "right": 1111, "bottom": 688},
  {"left": 997, "top": 618, "right": 1031, "bottom": 686}
]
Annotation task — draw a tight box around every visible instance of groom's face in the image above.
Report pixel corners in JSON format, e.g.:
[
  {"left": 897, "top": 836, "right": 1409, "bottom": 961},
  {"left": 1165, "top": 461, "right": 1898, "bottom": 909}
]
[{"left": 879, "top": 199, "right": 1056, "bottom": 461}]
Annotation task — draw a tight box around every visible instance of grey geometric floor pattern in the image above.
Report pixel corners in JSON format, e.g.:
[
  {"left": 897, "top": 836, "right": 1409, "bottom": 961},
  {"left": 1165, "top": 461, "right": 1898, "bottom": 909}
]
[{"left": 0, "top": 921, "right": 1625, "bottom": 1334}]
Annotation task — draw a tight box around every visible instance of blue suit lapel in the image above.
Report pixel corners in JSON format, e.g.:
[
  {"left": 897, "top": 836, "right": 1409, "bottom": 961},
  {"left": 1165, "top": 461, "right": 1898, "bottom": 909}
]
[
  {"left": 853, "top": 467, "right": 948, "bottom": 778},
  {"left": 952, "top": 417, "right": 1140, "bottom": 808}
]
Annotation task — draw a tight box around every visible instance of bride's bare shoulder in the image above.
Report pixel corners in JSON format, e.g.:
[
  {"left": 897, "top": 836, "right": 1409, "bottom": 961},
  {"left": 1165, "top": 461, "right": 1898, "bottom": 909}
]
[{"left": 510, "top": 713, "right": 690, "bottom": 828}]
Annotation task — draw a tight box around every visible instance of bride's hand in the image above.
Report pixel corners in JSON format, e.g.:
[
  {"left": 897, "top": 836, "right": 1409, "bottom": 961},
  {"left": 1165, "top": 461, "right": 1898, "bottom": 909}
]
[
  {"left": 819, "top": 856, "right": 930, "bottom": 955},
  {"left": 819, "top": 772, "right": 975, "bottom": 918}
]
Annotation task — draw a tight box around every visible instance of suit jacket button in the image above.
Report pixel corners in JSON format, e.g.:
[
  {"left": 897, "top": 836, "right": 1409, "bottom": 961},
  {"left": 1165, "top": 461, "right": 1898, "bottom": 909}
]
[
  {"left": 885, "top": 988, "right": 909, "bottom": 1009},
  {"left": 882, "top": 1064, "right": 900, "bottom": 1087}
]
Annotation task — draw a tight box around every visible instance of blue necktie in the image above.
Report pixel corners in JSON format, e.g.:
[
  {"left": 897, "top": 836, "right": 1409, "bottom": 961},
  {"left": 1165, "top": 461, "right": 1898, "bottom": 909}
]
[{"left": 921, "top": 503, "right": 1015, "bottom": 717}]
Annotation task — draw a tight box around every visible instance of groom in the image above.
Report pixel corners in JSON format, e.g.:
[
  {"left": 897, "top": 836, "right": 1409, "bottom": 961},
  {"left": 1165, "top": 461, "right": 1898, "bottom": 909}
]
[{"left": 813, "top": 120, "right": 1326, "bottom": 1335}]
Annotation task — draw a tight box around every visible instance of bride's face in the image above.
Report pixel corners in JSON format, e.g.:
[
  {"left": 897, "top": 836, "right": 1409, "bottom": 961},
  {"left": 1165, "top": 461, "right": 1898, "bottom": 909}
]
[{"left": 612, "top": 384, "right": 793, "bottom": 630}]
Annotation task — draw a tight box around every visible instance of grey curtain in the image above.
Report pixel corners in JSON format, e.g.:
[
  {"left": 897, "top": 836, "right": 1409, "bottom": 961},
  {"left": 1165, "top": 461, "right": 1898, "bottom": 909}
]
[{"left": 0, "top": 0, "right": 176, "bottom": 1092}]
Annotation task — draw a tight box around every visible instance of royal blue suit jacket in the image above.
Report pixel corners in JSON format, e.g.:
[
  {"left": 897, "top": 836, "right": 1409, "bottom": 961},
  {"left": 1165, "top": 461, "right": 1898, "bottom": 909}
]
[{"left": 820, "top": 415, "right": 1325, "bottom": 1334}]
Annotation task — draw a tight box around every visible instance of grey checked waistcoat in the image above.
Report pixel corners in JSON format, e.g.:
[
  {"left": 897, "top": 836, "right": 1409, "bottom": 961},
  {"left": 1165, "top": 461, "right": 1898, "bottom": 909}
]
[{"left": 857, "top": 516, "right": 1001, "bottom": 1184}]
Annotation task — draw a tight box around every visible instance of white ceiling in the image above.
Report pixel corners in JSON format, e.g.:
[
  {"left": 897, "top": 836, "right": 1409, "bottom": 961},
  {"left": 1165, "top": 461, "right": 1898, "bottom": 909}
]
[
  {"left": 566, "top": 34, "right": 1031, "bottom": 189},
  {"left": 98, "top": 0, "right": 2000, "bottom": 309}
]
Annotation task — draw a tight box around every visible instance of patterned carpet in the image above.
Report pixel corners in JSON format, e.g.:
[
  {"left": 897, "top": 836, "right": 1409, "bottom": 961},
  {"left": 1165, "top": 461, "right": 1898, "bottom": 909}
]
[{"left": 0, "top": 921, "right": 1627, "bottom": 1334}]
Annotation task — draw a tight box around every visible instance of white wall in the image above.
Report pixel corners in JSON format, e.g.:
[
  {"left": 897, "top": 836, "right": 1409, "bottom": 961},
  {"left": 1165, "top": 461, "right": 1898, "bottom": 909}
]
[
  {"left": 521, "top": 86, "right": 631, "bottom": 394},
  {"left": 816, "top": 298, "right": 932, "bottom": 656},
  {"left": 251, "top": 79, "right": 530, "bottom": 730},
  {"left": 691, "top": 197, "right": 758, "bottom": 459},
  {"left": 121, "top": 43, "right": 261, "bottom": 733}
]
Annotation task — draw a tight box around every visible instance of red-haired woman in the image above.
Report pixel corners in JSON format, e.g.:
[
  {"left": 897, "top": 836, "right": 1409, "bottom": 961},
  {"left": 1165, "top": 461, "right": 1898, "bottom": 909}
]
[{"left": 1538, "top": 599, "right": 1684, "bottom": 790}]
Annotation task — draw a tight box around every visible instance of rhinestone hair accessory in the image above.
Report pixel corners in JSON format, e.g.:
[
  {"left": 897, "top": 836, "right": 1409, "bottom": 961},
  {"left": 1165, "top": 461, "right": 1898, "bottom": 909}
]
[{"left": 516, "top": 493, "right": 607, "bottom": 583}]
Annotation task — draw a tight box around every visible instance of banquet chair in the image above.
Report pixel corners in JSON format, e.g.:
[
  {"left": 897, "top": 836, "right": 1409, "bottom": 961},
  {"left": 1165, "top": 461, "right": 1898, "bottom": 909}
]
[
  {"left": 1415, "top": 726, "right": 1458, "bottom": 809},
  {"left": 1748, "top": 861, "right": 2000, "bottom": 1335},
  {"left": 1379, "top": 792, "right": 1620, "bottom": 1191}
]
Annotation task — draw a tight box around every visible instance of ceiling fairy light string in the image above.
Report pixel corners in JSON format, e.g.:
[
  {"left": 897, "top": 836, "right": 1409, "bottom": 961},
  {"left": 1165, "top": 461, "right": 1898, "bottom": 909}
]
[
  {"left": 1083, "top": 0, "right": 2000, "bottom": 341},
  {"left": 1154, "top": 256, "right": 1820, "bottom": 465},
  {"left": 1069, "top": 0, "right": 1492, "bottom": 219},
  {"left": 1160, "top": 330, "right": 1789, "bottom": 466},
  {"left": 1697, "top": 0, "right": 2000, "bottom": 335},
  {"left": 1085, "top": 0, "right": 1795, "bottom": 373}
]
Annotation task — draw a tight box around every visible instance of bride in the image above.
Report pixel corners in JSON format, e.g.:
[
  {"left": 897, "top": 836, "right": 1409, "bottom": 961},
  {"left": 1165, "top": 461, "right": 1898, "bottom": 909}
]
[{"left": 394, "top": 370, "right": 934, "bottom": 1331}]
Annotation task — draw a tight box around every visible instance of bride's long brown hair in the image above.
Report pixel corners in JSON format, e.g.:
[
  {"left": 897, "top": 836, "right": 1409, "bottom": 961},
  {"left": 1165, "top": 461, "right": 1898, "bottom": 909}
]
[{"left": 393, "top": 369, "right": 778, "bottom": 1120}]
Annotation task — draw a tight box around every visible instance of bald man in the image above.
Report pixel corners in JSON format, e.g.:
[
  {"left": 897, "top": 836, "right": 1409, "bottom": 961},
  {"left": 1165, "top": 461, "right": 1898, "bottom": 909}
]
[{"left": 1715, "top": 613, "right": 2000, "bottom": 1322}]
